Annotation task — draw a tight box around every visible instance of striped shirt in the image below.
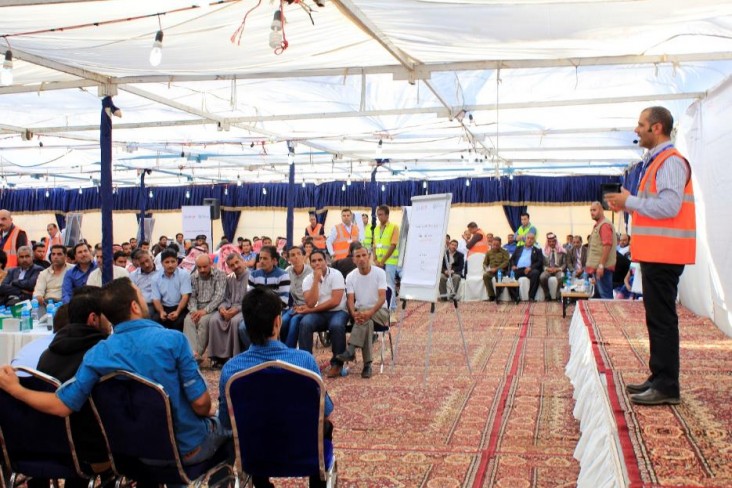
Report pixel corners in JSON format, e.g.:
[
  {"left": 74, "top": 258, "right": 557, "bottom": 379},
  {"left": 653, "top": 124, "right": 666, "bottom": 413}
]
[
  {"left": 188, "top": 267, "right": 227, "bottom": 314},
  {"left": 625, "top": 143, "right": 689, "bottom": 220},
  {"left": 248, "top": 267, "right": 290, "bottom": 307},
  {"left": 218, "top": 340, "right": 334, "bottom": 430}
]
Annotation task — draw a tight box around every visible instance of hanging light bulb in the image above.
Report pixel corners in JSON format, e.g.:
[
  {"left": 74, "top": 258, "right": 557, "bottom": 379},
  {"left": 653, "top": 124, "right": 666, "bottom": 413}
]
[
  {"left": 422, "top": 181, "right": 427, "bottom": 189},
  {"left": 193, "top": 0, "right": 210, "bottom": 12},
  {"left": 78, "top": 187, "right": 83, "bottom": 195},
  {"left": 269, "top": 10, "right": 283, "bottom": 49},
  {"left": 148, "top": 189, "right": 153, "bottom": 198},
  {"left": 375, "top": 139, "right": 383, "bottom": 159},
  {"left": 262, "top": 187, "right": 267, "bottom": 195},
  {"left": 149, "top": 30, "right": 164, "bottom": 67},
  {"left": 45, "top": 189, "right": 50, "bottom": 198},
  {"left": 466, "top": 179, "right": 471, "bottom": 187},
  {"left": 224, "top": 186, "right": 229, "bottom": 196},
  {"left": 236, "top": 174, "right": 242, "bottom": 187},
  {"left": 509, "top": 173, "right": 514, "bottom": 181},
  {"left": 1, "top": 51, "right": 12, "bottom": 86},
  {"left": 346, "top": 175, "right": 352, "bottom": 186},
  {"left": 341, "top": 183, "right": 346, "bottom": 191},
  {"left": 381, "top": 184, "right": 386, "bottom": 192},
  {"left": 301, "top": 181, "right": 306, "bottom": 188},
  {"left": 185, "top": 189, "right": 191, "bottom": 199}
]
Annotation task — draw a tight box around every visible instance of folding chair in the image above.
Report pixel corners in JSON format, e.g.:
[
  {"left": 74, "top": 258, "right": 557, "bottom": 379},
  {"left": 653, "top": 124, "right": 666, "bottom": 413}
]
[
  {"left": 225, "top": 360, "right": 337, "bottom": 487},
  {"left": 373, "top": 288, "right": 394, "bottom": 373},
  {"left": 0, "top": 367, "right": 97, "bottom": 488},
  {"left": 90, "top": 371, "right": 233, "bottom": 488}
]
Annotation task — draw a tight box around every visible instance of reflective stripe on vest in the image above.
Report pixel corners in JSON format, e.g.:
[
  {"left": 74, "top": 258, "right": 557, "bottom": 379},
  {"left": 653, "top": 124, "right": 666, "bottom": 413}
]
[
  {"left": 467, "top": 228, "right": 489, "bottom": 256},
  {"left": 332, "top": 224, "right": 359, "bottom": 260},
  {"left": 630, "top": 147, "right": 696, "bottom": 265},
  {"left": 363, "top": 226, "right": 373, "bottom": 248},
  {"left": 2, "top": 227, "right": 19, "bottom": 268},
  {"left": 306, "top": 224, "right": 326, "bottom": 249},
  {"left": 374, "top": 222, "right": 399, "bottom": 265}
]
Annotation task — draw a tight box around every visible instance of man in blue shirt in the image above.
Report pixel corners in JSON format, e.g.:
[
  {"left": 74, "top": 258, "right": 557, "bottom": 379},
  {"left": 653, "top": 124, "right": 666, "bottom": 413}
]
[
  {"left": 508, "top": 233, "right": 544, "bottom": 302},
  {"left": 0, "top": 277, "right": 230, "bottom": 467},
  {"left": 219, "top": 287, "right": 333, "bottom": 488},
  {"left": 151, "top": 249, "right": 191, "bottom": 332},
  {"left": 61, "top": 242, "right": 96, "bottom": 303}
]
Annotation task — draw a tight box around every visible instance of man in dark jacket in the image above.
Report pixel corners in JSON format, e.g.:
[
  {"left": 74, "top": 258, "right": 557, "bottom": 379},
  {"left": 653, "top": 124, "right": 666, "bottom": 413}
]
[
  {"left": 0, "top": 246, "right": 43, "bottom": 305},
  {"left": 33, "top": 286, "right": 111, "bottom": 488},
  {"left": 509, "top": 233, "right": 544, "bottom": 302}
]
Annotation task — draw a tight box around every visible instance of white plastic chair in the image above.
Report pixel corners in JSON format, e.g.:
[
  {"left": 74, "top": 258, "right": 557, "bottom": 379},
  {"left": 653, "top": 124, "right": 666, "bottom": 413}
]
[{"left": 462, "top": 253, "right": 488, "bottom": 302}]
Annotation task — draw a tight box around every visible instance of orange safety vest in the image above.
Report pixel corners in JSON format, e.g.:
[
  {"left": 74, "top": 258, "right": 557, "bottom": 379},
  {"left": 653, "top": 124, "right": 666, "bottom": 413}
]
[
  {"left": 43, "top": 232, "right": 63, "bottom": 258},
  {"left": 467, "top": 228, "right": 489, "bottom": 256},
  {"left": 2, "top": 226, "right": 20, "bottom": 268},
  {"left": 631, "top": 148, "right": 696, "bottom": 265},
  {"left": 332, "top": 223, "right": 359, "bottom": 261},
  {"left": 306, "top": 223, "right": 326, "bottom": 249}
]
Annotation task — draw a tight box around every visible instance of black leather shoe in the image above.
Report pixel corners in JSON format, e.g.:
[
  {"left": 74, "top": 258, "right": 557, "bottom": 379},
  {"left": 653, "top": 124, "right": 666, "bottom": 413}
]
[
  {"left": 630, "top": 388, "right": 680, "bottom": 406},
  {"left": 487, "top": 296, "right": 496, "bottom": 302},
  {"left": 625, "top": 380, "right": 652, "bottom": 394},
  {"left": 336, "top": 350, "right": 355, "bottom": 363},
  {"left": 361, "top": 363, "right": 372, "bottom": 379}
]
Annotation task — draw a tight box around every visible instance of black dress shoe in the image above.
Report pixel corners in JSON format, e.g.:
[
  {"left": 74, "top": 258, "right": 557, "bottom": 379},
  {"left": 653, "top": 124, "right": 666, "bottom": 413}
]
[
  {"left": 487, "top": 296, "right": 496, "bottom": 302},
  {"left": 625, "top": 380, "right": 652, "bottom": 394},
  {"left": 630, "top": 388, "right": 680, "bottom": 406}
]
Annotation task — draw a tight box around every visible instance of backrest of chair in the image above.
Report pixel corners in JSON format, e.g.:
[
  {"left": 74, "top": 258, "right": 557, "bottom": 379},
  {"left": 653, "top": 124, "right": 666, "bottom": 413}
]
[
  {"left": 0, "top": 367, "right": 85, "bottom": 479},
  {"left": 466, "top": 253, "right": 485, "bottom": 277},
  {"left": 90, "top": 371, "right": 182, "bottom": 472},
  {"left": 226, "top": 360, "right": 326, "bottom": 479}
]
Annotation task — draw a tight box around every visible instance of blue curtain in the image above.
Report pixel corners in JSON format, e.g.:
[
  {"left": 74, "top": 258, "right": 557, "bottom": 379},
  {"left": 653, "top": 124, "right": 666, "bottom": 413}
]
[
  {"left": 221, "top": 209, "right": 241, "bottom": 242},
  {"left": 0, "top": 174, "right": 623, "bottom": 214},
  {"left": 503, "top": 205, "right": 527, "bottom": 232},
  {"left": 55, "top": 213, "right": 66, "bottom": 232}
]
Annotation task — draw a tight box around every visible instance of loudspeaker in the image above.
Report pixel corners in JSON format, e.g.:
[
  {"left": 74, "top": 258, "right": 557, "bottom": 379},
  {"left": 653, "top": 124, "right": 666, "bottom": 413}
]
[{"left": 203, "top": 198, "right": 221, "bottom": 220}]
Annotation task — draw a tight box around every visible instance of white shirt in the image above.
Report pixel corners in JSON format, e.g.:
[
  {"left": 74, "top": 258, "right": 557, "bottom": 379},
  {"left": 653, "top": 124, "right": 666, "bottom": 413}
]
[
  {"left": 86, "top": 265, "right": 129, "bottom": 287},
  {"left": 346, "top": 265, "right": 387, "bottom": 310},
  {"left": 302, "top": 267, "right": 347, "bottom": 312}
]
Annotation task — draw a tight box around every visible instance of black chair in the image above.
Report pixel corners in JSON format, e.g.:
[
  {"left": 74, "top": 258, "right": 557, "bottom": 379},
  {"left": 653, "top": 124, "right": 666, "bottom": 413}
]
[
  {"left": 225, "top": 360, "right": 337, "bottom": 487},
  {"left": 0, "top": 367, "right": 96, "bottom": 488},
  {"left": 89, "top": 371, "right": 233, "bottom": 488}
]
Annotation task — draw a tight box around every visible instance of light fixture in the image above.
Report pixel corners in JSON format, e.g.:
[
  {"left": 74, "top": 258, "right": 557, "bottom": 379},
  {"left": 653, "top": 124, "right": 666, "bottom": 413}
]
[
  {"left": 148, "top": 189, "right": 153, "bottom": 198},
  {"left": 509, "top": 173, "right": 514, "bottom": 181},
  {"left": 185, "top": 189, "right": 190, "bottom": 199},
  {"left": 193, "top": 0, "right": 209, "bottom": 12},
  {"left": 346, "top": 175, "right": 352, "bottom": 186},
  {"left": 269, "top": 10, "right": 283, "bottom": 49},
  {"left": 422, "top": 181, "right": 427, "bottom": 189},
  {"left": 301, "top": 181, "right": 306, "bottom": 188},
  {"left": 78, "top": 187, "right": 83, "bottom": 195},
  {"left": 341, "top": 183, "right": 346, "bottom": 191},
  {"left": 466, "top": 179, "right": 471, "bottom": 187},
  {"left": 1, "top": 50, "right": 12, "bottom": 86},
  {"left": 149, "top": 30, "right": 164, "bottom": 67},
  {"left": 381, "top": 184, "right": 385, "bottom": 192},
  {"left": 45, "top": 189, "right": 50, "bottom": 198},
  {"left": 375, "top": 139, "right": 383, "bottom": 159},
  {"left": 262, "top": 187, "right": 267, "bottom": 195},
  {"left": 224, "top": 186, "right": 228, "bottom": 196}
]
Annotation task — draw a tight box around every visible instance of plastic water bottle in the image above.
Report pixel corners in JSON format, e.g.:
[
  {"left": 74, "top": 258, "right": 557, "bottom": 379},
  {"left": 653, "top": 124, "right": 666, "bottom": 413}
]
[
  {"left": 585, "top": 275, "right": 591, "bottom": 293},
  {"left": 30, "top": 298, "right": 40, "bottom": 322},
  {"left": 564, "top": 274, "right": 571, "bottom": 290},
  {"left": 497, "top": 269, "right": 503, "bottom": 283},
  {"left": 340, "top": 364, "right": 349, "bottom": 376},
  {"left": 20, "top": 309, "right": 32, "bottom": 332},
  {"left": 509, "top": 269, "right": 515, "bottom": 281}
]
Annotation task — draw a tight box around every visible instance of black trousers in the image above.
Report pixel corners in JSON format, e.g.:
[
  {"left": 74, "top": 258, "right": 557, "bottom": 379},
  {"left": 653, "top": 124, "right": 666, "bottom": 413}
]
[
  {"left": 509, "top": 268, "right": 541, "bottom": 301},
  {"left": 151, "top": 305, "right": 188, "bottom": 332},
  {"left": 640, "top": 262, "right": 685, "bottom": 397}
]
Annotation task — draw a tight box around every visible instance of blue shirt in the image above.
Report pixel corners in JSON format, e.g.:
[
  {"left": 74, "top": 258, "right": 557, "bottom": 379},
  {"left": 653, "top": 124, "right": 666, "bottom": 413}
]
[
  {"left": 151, "top": 268, "right": 192, "bottom": 307},
  {"left": 56, "top": 319, "right": 209, "bottom": 455},
  {"left": 517, "top": 247, "right": 533, "bottom": 268},
  {"left": 218, "top": 340, "right": 334, "bottom": 430},
  {"left": 503, "top": 242, "right": 517, "bottom": 255},
  {"left": 130, "top": 267, "right": 157, "bottom": 303},
  {"left": 61, "top": 262, "right": 97, "bottom": 304}
]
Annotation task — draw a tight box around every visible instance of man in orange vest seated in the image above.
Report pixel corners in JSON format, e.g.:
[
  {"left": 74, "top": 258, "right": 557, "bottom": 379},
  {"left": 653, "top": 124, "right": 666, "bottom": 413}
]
[
  {"left": 465, "top": 222, "right": 489, "bottom": 257},
  {"left": 304, "top": 212, "right": 326, "bottom": 251},
  {"left": 0, "top": 210, "right": 28, "bottom": 269},
  {"left": 326, "top": 208, "right": 359, "bottom": 262},
  {"left": 605, "top": 106, "right": 696, "bottom": 407}
]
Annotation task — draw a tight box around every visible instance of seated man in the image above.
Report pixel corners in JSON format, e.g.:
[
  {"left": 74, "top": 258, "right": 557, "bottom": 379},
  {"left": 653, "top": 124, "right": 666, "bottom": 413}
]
[
  {"left": 282, "top": 246, "right": 312, "bottom": 348},
  {"left": 0, "top": 246, "right": 43, "bottom": 306},
  {"left": 129, "top": 251, "right": 156, "bottom": 310},
  {"left": 539, "top": 233, "right": 566, "bottom": 300},
  {"left": 337, "top": 243, "right": 388, "bottom": 379},
  {"left": 482, "top": 237, "right": 510, "bottom": 302},
  {"left": 440, "top": 239, "right": 464, "bottom": 300},
  {"left": 219, "top": 287, "right": 333, "bottom": 488},
  {"left": 331, "top": 241, "right": 358, "bottom": 280},
  {"left": 208, "top": 252, "right": 249, "bottom": 367},
  {"left": 0, "top": 277, "right": 230, "bottom": 469},
  {"left": 297, "top": 250, "right": 349, "bottom": 378},
  {"left": 183, "top": 254, "right": 226, "bottom": 362},
  {"left": 62, "top": 243, "right": 97, "bottom": 303},
  {"left": 508, "top": 233, "right": 543, "bottom": 302},
  {"left": 34, "top": 244, "right": 72, "bottom": 307},
  {"left": 32, "top": 242, "right": 50, "bottom": 270},
  {"left": 151, "top": 249, "right": 191, "bottom": 332},
  {"left": 565, "top": 235, "right": 588, "bottom": 279},
  {"left": 86, "top": 247, "right": 129, "bottom": 287}
]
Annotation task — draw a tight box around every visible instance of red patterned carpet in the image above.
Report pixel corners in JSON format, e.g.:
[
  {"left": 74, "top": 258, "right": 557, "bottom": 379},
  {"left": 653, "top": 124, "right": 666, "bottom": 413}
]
[
  {"left": 579, "top": 300, "right": 732, "bottom": 487},
  {"left": 204, "top": 300, "right": 581, "bottom": 487}
]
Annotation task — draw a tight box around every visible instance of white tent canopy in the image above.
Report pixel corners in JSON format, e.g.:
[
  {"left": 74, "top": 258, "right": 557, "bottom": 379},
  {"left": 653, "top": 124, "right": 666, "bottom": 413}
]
[{"left": 1, "top": 0, "right": 732, "bottom": 188}]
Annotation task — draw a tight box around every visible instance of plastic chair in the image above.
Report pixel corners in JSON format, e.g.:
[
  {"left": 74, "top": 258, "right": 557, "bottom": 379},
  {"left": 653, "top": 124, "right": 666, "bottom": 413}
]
[
  {"left": 225, "top": 360, "right": 337, "bottom": 488},
  {"left": 89, "top": 371, "right": 233, "bottom": 488},
  {"left": 0, "top": 367, "right": 97, "bottom": 488},
  {"left": 461, "top": 253, "right": 488, "bottom": 301}
]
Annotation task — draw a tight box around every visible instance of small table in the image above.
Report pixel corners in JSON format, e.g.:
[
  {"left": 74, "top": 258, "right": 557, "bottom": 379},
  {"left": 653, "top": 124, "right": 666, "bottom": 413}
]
[
  {"left": 561, "top": 290, "right": 592, "bottom": 318},
  {"left": 0, "top": 328, "right": 52, "bottom": 365},
  {"left": 495, "top": 282, "right": 520, "bottom": 303}
]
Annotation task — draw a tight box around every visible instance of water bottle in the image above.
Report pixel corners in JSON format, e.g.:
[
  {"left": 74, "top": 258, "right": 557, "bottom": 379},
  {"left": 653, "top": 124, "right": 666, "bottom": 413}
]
[
  {"left": 509, "top": 269, "right": 515, "bottom": 281},
  {"left": 340, "top": 364, "right": 349, "bottom": 376},
  {"left": 30, "top": 298, "right": 40, "bottom": 322},
  {"left": 20, "top": 309, "right": 32, "bottom": 332},
  {"left": 585, "top": 275, "right": 591, "bottom": 293},
  {"left": 497, "top": 269, "right": 503, "bottom": 283},
  {"left": 564, "top": 273, "right": 571, "bottom": 290}
]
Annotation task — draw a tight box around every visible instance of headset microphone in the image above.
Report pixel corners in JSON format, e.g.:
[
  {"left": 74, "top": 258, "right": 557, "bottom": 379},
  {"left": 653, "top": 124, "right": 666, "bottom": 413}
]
[{"left": 633, "top": 139, "right": 639, "bottom": 144}]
